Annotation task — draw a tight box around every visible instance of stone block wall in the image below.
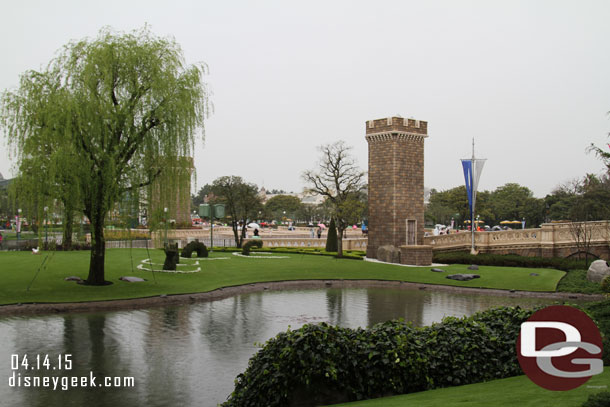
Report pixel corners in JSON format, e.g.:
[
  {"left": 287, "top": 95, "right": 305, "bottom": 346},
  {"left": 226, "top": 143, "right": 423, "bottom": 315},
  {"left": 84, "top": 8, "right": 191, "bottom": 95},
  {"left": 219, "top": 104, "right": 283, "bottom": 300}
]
[{"left": 400, "top": 245, "right": 433, "bottom": 266}]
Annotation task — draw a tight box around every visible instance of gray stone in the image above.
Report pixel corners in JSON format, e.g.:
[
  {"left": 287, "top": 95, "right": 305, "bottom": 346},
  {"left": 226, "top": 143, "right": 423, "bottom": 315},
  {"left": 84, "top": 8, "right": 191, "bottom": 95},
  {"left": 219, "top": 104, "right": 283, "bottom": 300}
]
[
  {"left": 377, "top": 245, "right": 401, "bottom": 264},
  {"left": 446, "top": 274, "right": 480, "bottom": 281},
  {"left": 119, "top": 276, "right": 146, "bottom": 283},
  {"left": 587, "top": 260, "right": 610, "bottom": 283},
  {"left": 467, "top": 265, "right": 479, "bottom": 271},
  {"left": 431, "top": 268, "right": 445, "bottom": 272}
]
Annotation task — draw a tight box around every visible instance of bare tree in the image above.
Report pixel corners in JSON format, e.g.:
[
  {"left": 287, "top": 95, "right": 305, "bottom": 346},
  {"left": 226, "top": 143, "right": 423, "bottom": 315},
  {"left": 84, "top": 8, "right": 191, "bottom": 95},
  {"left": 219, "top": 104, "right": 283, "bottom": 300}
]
[
  {"left": 303, "top": 141, "right": 366, "bottom": 257},
  {"left": 568, "top": 221, "right": 594, "bottom": 267}
]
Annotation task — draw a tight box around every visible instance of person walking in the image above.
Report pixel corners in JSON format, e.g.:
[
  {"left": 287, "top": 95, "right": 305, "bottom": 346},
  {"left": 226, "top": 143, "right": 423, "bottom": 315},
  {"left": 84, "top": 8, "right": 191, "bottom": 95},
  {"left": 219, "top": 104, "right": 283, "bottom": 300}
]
[{"left": 317, "top": 227, "right": 322, "bottom": 239}]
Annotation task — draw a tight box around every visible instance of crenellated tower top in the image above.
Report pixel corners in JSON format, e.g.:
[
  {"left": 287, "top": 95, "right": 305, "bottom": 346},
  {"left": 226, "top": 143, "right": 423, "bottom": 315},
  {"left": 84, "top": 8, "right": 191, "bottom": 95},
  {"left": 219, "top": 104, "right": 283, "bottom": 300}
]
[{"left": 365, "top": 116, "right": 428, "bottom": 142}]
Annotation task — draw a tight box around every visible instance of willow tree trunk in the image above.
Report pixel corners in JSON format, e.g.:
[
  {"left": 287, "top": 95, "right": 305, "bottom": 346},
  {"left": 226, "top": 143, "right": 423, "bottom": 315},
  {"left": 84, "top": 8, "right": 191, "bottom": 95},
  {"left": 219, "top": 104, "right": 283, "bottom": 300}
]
[
  {"left": 62, "top": 202, "right": 74, "bottom": 250},
  {"left": 87, "top": 214, "right": 107, "bottom": 285}
]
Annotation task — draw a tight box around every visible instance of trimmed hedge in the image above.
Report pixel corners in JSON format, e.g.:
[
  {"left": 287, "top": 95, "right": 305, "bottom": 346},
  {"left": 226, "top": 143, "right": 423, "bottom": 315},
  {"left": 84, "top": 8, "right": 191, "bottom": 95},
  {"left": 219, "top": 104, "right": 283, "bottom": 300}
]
[
  {"left": 433, "top": 251, "right": 590, "bottom": 271},
  {"left": 163, "top": 243, "right": 179, "bottom": 270},
  {"left": 582, "top": 391, "right": 610, "bottom": 407},
  {"left": 181, "top": 240, "right": 208, "bottom": 258},
  {"left": 222, "top": 306, "right": 535, "bottom": 407},
  {"left": 214, "top": 246, "right": 366, "bottom": 260},
  {"left": 242, "top": 239, "right": 263, "bottom": 255}
]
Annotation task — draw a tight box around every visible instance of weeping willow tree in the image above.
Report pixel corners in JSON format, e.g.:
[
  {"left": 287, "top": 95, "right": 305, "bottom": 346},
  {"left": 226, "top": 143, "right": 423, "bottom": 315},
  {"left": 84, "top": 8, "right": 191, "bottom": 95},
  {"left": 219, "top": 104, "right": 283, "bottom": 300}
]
[{"left": 1, "top": 27, "right": 209, "bottom": 285}]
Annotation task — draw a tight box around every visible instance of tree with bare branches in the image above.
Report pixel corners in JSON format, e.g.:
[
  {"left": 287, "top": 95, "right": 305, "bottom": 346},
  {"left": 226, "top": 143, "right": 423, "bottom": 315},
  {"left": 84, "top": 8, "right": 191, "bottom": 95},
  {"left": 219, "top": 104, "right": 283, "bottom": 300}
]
[{"left": 302, "top": 141, "right": 366, "bottom": 257}]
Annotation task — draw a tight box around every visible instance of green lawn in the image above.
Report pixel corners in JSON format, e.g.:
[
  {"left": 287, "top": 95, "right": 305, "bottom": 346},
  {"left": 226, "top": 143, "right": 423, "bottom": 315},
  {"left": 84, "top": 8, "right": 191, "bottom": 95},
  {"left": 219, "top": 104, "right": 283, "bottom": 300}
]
[
  {"left": 330, "top": 367, "right": 610, "bottom": 407},
  {"left": 0, "top": 249, "right": 566, "bottom": 305}
]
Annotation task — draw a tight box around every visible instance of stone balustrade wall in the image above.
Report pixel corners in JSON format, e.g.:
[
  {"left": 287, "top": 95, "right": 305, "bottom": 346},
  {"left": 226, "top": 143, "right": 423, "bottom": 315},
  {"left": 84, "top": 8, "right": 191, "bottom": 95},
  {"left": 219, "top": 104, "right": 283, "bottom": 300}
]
[{"left": 423, "top": 221, "right": 610, "bottom": 259}]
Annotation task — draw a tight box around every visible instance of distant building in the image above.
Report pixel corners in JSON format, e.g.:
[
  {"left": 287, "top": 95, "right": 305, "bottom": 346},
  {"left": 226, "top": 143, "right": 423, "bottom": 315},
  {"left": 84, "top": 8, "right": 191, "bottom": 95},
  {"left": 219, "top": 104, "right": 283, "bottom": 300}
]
[
  {"left": 300, "top": 193, "right": 325, "bottom": 206},
  {"left": 258, "top": 187, "right": 326, "bottom": 206}
]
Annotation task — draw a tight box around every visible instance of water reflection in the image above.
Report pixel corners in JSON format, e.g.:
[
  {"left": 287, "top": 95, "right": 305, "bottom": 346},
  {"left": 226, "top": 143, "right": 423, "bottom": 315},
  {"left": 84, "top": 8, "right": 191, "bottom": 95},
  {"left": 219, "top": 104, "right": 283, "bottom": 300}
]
[{"left": 1, "top": 287, "right": 561, "bottom": 407}]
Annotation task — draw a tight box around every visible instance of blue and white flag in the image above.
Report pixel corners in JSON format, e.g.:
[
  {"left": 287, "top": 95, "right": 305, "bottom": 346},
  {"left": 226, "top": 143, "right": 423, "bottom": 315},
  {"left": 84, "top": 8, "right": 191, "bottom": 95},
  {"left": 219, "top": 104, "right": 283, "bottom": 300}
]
[{"left": 461, "top": 158, "right": 486, "bottom": 222}]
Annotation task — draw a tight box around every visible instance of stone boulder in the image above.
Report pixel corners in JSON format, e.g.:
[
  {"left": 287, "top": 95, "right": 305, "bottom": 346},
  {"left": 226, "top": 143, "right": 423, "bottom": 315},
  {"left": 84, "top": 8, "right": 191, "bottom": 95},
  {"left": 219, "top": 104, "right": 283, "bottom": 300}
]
[
  {"left": 376, "top": 245, "right": 401, "bottom": 264},
  {"left": 446, "top": 274, "right": 480, "bottom": 281},
  {"left": 119, "top": 276, "right": 146, "bottom": 283},
  {"left": 587, "top": 260, "right": 610, "bottom": 283},
  {"left": 467, "top": 265, "right": 479, "bottom": 271}
]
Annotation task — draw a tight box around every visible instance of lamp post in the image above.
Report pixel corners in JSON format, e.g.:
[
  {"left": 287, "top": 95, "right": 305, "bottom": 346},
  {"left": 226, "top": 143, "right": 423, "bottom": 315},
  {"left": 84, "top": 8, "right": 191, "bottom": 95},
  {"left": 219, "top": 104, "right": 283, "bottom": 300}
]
[
  {"left": 44, "top": 206, "right": 48, "bottom": 247},
  {"left": 164, "top": 207, "right": 168, "bottom": 246},
  {"left": 199, "top": 204, "right": 225, "bottom": 252},
  {"left": 210, "top": 213, "right": 214, "bottom": 251},
  {"left": 16, "top": 208, "right": 22, "bottom": 246}
]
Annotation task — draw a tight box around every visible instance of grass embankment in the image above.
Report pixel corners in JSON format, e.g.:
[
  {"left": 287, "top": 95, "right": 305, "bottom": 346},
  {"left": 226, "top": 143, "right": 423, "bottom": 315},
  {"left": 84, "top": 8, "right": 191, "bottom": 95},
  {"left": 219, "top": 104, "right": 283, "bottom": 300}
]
[
  {"left": 557, "top": 269, "right": 605, "bottom": 294},
  {"left": 331, "top": 367, "right": 610, "bottom": 407},
  {"left": 0, "top": 249, "right": 567, "bottom": 305}
]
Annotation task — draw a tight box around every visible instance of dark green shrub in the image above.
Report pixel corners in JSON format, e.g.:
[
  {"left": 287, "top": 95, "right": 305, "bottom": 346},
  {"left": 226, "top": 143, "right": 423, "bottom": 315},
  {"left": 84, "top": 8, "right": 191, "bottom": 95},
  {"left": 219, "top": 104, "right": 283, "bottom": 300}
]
[
  {"left": 325, "top": 218, "right": 338, "bottom": 252},
  {"left": 163, "top": 242, "right": 179, "bottom": 270},
  {"left": 242, "top": 239, "right": 263, "bottom": 255},
  {"left": 181, "top": 240, "right": 208, "bottom": 258},
  {"left": 211, "top": 246, "right": 365, "bottom": 259},
  {"left": 582, "top": 391, "right": 610, "bottom": 407},
  {"left": 433, "top": 251, "right": 590, "bottom": 271},
  {"left": 222, "top": 306, "right": 534, "bottom": 407}
]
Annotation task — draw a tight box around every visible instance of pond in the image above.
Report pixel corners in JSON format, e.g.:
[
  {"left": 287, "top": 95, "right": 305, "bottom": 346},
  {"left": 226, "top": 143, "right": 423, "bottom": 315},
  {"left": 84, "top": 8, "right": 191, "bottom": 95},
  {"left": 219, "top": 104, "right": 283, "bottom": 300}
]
[{"left": 0, "top": 287, "right": 561, "bottom": 407}]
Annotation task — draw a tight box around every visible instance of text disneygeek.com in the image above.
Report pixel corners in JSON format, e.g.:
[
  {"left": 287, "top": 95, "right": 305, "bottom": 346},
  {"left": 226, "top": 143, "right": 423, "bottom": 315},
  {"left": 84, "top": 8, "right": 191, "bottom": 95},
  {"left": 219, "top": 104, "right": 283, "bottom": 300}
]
[{"left": 8, "top": 354, "right": 135, "bottom": 390}]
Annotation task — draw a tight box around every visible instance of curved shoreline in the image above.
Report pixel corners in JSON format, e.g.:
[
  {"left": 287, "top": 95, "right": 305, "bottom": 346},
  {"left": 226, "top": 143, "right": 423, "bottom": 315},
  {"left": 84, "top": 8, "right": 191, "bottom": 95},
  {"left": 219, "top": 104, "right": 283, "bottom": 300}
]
[{"left": 0, "top": 279, "right": 605, "bottom": 317}]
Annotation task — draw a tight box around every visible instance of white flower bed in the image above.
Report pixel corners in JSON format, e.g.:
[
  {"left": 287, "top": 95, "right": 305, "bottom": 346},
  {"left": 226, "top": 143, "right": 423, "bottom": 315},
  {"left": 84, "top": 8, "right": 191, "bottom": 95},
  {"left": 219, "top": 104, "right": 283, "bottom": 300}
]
[{"left": 231, "top": 252, "right": 289, "bottom": 259}]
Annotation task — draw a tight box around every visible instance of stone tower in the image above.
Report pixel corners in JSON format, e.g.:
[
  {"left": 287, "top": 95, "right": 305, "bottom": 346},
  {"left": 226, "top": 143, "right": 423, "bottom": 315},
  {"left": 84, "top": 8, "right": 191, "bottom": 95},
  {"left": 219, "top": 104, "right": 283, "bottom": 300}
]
[{"left": 365, "top": 116, "right": 432, "bottom": 265}]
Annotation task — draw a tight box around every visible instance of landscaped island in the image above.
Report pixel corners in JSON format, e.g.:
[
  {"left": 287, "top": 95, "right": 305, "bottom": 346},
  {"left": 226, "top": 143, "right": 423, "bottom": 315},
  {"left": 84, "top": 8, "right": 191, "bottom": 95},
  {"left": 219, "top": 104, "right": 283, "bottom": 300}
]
[{"left": 0, "top": 248, "right": 582, "bottom": 309}]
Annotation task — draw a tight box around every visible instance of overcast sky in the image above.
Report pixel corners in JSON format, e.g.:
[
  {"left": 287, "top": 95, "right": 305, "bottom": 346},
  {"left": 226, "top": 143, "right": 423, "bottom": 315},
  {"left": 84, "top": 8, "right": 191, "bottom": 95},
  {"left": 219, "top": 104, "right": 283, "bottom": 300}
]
[{"left": 1, "top": 0, "right": 609, "bottom": 198}]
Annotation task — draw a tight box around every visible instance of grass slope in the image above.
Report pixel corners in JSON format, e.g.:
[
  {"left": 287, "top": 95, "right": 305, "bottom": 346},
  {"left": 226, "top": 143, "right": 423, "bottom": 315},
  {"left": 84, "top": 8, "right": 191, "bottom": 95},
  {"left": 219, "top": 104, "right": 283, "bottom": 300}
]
[
  {"left": 0, "top": 249, "right": 565, "bottom": 305},
  {"left": 331, "top": 367, "right": 610, "bottom": 407}
]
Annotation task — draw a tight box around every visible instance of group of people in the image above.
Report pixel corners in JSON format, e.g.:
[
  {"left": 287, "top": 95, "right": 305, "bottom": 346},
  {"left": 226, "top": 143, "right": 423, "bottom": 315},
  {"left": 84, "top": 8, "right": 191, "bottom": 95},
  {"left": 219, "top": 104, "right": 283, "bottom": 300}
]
[{"left": 309, "top": 227, "right": 323, "bottom": 239}]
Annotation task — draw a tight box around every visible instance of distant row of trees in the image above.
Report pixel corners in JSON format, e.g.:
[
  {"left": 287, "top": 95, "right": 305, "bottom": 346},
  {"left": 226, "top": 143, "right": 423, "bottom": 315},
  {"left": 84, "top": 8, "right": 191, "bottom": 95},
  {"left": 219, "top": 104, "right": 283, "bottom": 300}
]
[
  {"left": 192, "top": 142, "right": 368, "bottom": 255},
  {"left": 192, "top": 180, "right": 333, "bottom": 226},
  {"left": 425, "top": 171, "right": 610, "bottom": 228}
]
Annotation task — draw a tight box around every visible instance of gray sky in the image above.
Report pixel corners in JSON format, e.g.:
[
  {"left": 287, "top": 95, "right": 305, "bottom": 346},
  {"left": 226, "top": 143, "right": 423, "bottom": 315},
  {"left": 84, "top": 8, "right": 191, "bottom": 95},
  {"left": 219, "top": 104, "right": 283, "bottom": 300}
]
[{"left": 1, "top": 0, "right": 609, "bottom": 198}]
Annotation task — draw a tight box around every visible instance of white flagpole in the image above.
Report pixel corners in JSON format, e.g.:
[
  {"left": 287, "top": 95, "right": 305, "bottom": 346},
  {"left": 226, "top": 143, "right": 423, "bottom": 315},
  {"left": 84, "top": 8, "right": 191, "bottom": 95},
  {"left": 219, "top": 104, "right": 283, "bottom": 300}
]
[{"left": 471, "top": 139, "right": 476, "bottom": 254}]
